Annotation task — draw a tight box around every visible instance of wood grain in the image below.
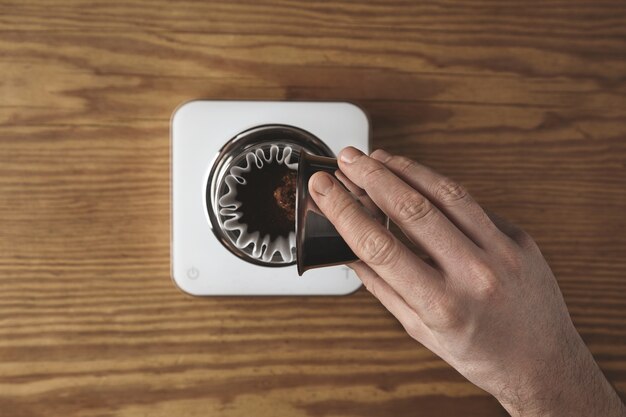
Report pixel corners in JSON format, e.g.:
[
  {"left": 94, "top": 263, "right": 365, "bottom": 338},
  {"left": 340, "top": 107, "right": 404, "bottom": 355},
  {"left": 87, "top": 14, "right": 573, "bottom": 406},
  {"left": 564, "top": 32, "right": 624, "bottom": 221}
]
[{"left": 1, "top": 0, "right": 625, "bottom": 416}]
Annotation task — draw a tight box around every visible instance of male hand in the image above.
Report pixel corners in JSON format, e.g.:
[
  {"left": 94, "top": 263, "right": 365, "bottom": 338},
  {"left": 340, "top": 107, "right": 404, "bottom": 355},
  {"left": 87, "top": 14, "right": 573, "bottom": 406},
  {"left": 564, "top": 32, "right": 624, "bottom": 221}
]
[{"left": 308, "top": 147, "right": 625, "bottom": 417}]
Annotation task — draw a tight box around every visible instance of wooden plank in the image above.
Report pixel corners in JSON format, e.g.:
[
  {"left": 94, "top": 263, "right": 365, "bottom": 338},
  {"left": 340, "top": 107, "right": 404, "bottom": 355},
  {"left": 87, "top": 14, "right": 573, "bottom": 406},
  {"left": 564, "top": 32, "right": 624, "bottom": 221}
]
[{"left": 1, "top": 1, "right": 624, "bottom": 415}]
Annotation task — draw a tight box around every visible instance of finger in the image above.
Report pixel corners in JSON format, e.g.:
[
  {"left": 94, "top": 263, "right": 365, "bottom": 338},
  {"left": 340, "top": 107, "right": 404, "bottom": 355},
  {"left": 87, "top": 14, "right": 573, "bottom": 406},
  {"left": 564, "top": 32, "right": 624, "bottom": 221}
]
[
  {"left": 309, "top": 171, "right": 443, "bottom": 315},
  {"left": 349, "top": 261, "right": 435, "bottom": 348},
  {"left": 338, "top": 147, "right": 480, "bottom": 273},
  {"left": 334, "top": 169, "right": 385, "bottom": 223},
  {"left": 370, "top": 149, "right": 504, "bottom": 251}
]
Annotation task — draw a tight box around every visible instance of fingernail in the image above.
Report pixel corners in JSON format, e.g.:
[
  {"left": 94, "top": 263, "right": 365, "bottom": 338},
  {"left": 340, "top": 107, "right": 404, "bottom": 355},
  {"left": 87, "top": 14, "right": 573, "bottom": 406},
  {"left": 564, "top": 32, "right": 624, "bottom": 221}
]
[
  {"left": 310, "top": 172, "right": 334, "bottom": 196},
  {"left": 371, "top": 149, "right": 392, "bottom": 163},
  {"left": 339, "top": 146, "right": 363, "bottom": 164}
]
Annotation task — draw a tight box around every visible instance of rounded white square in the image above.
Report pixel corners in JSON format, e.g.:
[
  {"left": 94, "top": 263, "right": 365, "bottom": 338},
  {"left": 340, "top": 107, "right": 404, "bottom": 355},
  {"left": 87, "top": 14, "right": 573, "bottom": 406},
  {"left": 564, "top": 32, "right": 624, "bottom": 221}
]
[{"left": 171, "top": 101, "right": 370, "bottom": 296}]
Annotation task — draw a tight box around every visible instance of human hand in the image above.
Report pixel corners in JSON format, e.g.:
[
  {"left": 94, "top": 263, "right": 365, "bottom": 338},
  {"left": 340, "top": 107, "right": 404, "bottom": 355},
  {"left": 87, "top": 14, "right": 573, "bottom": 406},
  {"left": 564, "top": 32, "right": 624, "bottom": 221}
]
[{"left": 308, "top": 147, "right": 625, "bottom": 417}]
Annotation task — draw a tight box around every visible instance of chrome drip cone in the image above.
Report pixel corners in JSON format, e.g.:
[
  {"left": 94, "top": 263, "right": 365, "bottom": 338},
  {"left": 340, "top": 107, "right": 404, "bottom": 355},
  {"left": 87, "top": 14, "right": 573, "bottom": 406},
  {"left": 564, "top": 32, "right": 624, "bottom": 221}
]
[{"left": 205, "top": 125, "right": 334, "bottom": 267}]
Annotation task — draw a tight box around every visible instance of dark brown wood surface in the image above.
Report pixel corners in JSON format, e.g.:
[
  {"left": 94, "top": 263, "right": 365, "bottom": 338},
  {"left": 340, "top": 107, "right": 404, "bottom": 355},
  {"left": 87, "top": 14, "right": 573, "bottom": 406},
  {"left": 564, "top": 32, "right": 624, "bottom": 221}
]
[{"left": 1, "top": 1, "right": 625, "bottom": 416}]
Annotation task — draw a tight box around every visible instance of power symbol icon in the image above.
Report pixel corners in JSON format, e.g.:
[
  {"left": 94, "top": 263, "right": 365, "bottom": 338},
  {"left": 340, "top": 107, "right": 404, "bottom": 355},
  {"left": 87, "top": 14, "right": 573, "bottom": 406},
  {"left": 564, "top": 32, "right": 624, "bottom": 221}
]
[{"left": 187, "top": 267, "right": 200, "bottom": 280}]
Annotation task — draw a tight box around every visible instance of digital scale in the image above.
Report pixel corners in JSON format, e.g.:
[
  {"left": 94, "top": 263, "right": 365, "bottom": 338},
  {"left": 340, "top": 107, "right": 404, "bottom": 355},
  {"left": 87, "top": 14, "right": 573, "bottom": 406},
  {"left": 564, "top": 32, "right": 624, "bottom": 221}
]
[{"left": 171, "top": 101, "right": 370, "bottom": 296}]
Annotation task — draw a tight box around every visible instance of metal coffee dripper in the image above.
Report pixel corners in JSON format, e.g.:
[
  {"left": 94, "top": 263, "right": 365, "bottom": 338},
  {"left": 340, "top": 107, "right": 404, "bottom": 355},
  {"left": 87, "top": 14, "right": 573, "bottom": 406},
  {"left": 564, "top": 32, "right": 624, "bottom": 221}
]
[{"left": 206, "top": 125, "right": 333, "bottom": 267}]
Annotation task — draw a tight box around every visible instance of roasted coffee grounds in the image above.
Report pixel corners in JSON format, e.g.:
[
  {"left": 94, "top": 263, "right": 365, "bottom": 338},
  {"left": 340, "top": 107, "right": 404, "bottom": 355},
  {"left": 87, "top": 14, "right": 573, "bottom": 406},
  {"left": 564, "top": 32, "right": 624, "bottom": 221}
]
[
  {"left": 237, "top": 163, "right": 296, "bottom": 240},
  {"left": 273, "top": 171, "right": 297, "bottom": 222}
]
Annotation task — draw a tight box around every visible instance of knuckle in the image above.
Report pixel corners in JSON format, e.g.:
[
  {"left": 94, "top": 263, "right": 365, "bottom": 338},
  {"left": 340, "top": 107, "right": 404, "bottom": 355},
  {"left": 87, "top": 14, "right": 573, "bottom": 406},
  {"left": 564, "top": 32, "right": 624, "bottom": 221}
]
[
  {"left": 361, "top": 162, "right": 387, "bottom": 184},
  {"left": 395, "top": 156, "right": 417, "bottom": 176},
  {"left": 392, "top": 192, "right": 434, "bottom": 223},
  {"left": 474, "top": 277, "right": 500, "bottom": 300},
  {"left": 363, "top": 278, "right": 381, "bottom": 299},
  {"left": 469, "top": 259, "right": 500, "bottom": 300},
  {"left": 426, "top": 294, "right": 464, "bottom": 330},
  {"left": 358, "top": 229, "right": 398, "bottom": 267},
  {"left": 433, "top": 177, "right": 468, "bottom": 204},
  {"left": 402, "top": 316, "right": 424, "bottom": 340},
  {"left": 513, "top": 229, "right": 537, "bottom": 251},
  {"left": 329, "top": 195, "right": 358, "bottom": 223}
]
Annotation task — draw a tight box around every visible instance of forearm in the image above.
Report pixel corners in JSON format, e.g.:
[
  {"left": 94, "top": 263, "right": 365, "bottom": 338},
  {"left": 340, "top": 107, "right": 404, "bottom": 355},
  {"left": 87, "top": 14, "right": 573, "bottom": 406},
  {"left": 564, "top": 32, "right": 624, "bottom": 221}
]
[{"left": 498, "top": 337, "right": 625, "bottom": 417}]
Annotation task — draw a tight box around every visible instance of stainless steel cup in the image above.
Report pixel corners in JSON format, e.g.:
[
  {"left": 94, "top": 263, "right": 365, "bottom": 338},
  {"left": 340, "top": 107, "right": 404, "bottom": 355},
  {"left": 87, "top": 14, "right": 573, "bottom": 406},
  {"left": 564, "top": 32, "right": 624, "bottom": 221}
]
[{"left": 296, "top": 151, "right": 387, "bottom": 275}]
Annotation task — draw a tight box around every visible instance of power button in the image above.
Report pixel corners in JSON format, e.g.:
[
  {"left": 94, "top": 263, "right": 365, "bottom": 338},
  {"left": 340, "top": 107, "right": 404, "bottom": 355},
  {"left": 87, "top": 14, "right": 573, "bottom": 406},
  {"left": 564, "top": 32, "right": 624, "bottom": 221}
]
[{"left": 186, "top": 267, "right": 200, "bottom": 280}]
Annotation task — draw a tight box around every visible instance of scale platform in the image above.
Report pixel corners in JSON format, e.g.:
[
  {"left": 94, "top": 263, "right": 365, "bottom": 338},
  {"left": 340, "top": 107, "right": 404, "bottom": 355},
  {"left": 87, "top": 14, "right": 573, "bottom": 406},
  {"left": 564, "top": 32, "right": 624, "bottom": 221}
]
[{"left": 171, "top": 100, "right": 370, "bottom": 296}]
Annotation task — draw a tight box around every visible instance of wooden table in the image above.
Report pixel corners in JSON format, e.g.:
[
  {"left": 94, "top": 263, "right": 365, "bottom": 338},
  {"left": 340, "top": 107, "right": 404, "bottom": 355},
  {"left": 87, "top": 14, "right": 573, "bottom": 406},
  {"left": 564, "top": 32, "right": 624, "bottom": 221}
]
[{"left": 1, "top": 1, "right": 625, "bottom": 416}]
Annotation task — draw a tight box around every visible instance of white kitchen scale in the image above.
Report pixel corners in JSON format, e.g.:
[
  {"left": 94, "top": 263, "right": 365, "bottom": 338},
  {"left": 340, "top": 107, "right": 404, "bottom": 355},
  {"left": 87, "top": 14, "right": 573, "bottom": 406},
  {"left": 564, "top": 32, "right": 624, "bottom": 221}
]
[{"left": 171, "top": 100, "right": 370, "bottom": 296}]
